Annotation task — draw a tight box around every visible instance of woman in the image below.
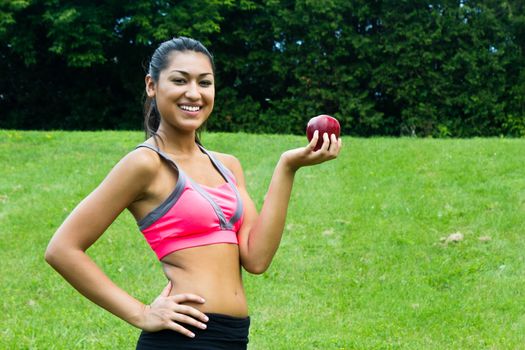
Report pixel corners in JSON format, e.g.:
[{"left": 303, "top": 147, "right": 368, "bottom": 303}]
[{"left": 45, "top": 37, "right": 342, "bottom": 349}]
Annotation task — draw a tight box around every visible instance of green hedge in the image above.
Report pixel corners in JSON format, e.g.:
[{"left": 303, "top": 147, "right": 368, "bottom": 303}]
[{"left": 1, "top": 0, "right": 524, "bottom": 136}]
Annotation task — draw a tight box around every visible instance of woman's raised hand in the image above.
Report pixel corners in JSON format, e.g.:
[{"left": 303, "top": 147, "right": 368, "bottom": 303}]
[
  {"left": 138, "top": 281, "right": 209, "bottom": 338},
  {"left": 281, "top": 130, "right": 342, "bottom": 172}
]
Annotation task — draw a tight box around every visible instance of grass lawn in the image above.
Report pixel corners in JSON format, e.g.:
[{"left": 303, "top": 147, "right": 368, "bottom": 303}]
[{"left": 1, "top": 130, "right": 524, "bottom": 349}]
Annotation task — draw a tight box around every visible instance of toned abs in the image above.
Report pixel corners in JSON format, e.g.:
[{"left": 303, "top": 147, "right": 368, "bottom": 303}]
[{"left": 161, "top": 243, "right": 248, "bottom": 317}]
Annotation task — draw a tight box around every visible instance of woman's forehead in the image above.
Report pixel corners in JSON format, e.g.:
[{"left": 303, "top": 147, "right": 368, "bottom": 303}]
[{"left": 164, "top": 51, "right": 214, "bottom": 75}]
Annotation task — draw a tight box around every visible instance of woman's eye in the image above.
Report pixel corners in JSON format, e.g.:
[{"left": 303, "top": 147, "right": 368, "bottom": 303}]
[
  {"left": 172, "top": 79, "right": 186, "bottom": 84},
  {"left": 200, "top": 80, "right": 213, "bottom": 87}
]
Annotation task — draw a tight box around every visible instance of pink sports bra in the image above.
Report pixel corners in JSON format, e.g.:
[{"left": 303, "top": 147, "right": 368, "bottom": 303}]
[{"left": 135, "top": 143, "right": 244, "bottom": 260}]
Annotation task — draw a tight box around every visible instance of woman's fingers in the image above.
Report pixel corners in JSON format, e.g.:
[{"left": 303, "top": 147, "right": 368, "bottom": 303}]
[
  {"left": 305, "top": 130, "right": 341, "bottom": 155},
  {"left": 171, "top": 303, "right": 209, "bottom": 323},
  {"left": 329, "top": 133, "right": 341, "bottom": 156},
  {"left": 165, "top": 294, "right": 208, "bottom": 337},
  {"left": 172, "top": 311, "right": 208, "bottom": 329},
  {"left": 282, "top": 131, "right": 342, "bottom": 170},
  {"left": 319, "top": 132, "right": 330, "bottom": 152},
  {"left": 171, "top": 293, "right": 206, "bottom": 305},
  {"left": 165, "top": 322, "right": 198, "bottom": 338},
  {"left": 168, "top": 293, "right": 209, "bottom": 323},
  {"left": 313, "top": 132, "right": 339, "bottom": 157},
  {"left": 307, "top": 130, "right": 319, "bottom": 151}
]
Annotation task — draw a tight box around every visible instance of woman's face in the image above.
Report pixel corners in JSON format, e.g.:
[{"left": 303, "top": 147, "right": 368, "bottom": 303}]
[{"left": 146, "top": 51, "right": 215, "bottom": 134}]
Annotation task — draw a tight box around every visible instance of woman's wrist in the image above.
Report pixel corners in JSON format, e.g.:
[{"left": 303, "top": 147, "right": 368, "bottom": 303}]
[
  {"left": 127, "top": 303, "right": 149, "bottom": 329},
  {"left": 279, "top": 152, "right": 300, "bottom": 174}
]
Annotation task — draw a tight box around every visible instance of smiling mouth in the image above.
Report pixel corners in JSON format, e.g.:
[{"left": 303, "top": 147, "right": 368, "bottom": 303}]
[{"left": 179, "top": 105, "right": 201, "bottom": 112}]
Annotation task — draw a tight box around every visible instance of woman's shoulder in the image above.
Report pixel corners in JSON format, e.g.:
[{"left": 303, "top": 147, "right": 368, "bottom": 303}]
[
  {"left": 117, "top": 144, "right": 163, "bottom": 179},
  {"left": 210, "top": 151, "right": 241, "bottom": 170}
]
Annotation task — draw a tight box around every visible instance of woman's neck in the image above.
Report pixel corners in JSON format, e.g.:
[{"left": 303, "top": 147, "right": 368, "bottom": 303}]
[{"left": 155, "top": 127, "right": 200, "bottom": 156}]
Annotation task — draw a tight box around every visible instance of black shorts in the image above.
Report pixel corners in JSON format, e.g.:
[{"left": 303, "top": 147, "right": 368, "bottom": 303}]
[{"left": 136, "top": 313, "right": 250, "bottom": 350}]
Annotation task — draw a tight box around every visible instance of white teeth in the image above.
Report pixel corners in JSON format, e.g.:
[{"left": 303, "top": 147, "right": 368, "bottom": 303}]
[{"left": 180, "top": 105, "right": 200, "bottom": 112}]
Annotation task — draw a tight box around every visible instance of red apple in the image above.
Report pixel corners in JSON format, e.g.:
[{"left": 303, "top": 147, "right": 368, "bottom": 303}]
[{"left": 306, "top": 114, "right": 340, "bottom": 151}]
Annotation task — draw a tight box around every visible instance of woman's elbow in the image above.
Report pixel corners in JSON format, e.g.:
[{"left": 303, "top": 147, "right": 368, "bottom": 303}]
[
  {"left": 44, "top": 244, "right": 59, "bottom": 266},
  {"left": 44, "top": 241, "right": 68, "bottom": 267},
  {"left": 242, "top": 261, "right": 270, "bottom": 275}
]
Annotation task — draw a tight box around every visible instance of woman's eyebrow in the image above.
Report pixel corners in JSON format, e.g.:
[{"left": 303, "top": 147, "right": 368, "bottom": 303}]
[{"left": 170, "top": 70, "right": 213, "bottom": 77}]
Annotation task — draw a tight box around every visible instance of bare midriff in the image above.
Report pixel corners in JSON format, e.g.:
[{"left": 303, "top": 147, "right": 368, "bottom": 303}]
[{"left": 161, "top": 243, "right": 248, "bottom": 318}]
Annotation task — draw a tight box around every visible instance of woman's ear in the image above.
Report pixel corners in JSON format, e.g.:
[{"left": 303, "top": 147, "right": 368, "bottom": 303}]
[{"left": 145, "top": 75, "right": 156, "bottom": 97}]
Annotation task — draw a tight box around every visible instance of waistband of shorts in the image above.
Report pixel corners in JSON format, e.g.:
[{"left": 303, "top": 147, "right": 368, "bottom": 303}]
[
  {"left": 205, "top": 313, "right": 250, "bottom": 322},
  {"left": 137, "top": 312, "right": 251, "bottom": 348}
]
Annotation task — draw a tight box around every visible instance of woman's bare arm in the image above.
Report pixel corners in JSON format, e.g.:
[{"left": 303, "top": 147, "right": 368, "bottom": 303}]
[
  {"left": 230, "top": 132, "right": 342, "bottom": 274},
  {"left": 45, "top": 149, "right": 208, "bottom": 336}
]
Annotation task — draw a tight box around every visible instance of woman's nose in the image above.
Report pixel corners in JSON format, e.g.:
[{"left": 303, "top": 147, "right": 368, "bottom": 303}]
[{"left": 185, "top": 81, "right": 200, "bottom": 99}]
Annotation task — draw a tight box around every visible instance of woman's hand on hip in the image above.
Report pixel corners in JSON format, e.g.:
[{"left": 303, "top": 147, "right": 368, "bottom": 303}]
[
  {"left": 138, "top": 281, "right": 208, "bottom": 338},
  {"left": 281, "top": 131, "right": 342, "bottom": 172}
]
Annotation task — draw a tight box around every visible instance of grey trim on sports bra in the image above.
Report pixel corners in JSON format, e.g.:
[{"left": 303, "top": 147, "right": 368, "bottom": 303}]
[
  {"left": 134, "top": 143, "right": 244, "bottom": 231},
  {"left": 186, "top": 176, "right": 232, "bottom": 230},
  {"left": 137, "top": 175, "right": 186, "bottom": 230},
  {"left": 197, "top": 145, "right": 244, "bottom": 228},
  {"left": 135, "top": 144, "right": 187, "bottom": 231},
  {"left": 198, "top": 144, "right": 236, "bottom": 181}
]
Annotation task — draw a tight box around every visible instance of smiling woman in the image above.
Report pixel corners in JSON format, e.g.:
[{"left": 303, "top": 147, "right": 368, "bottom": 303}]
[
  {"left": 45, "top": 36, "right": 342, "bottom": 350},
  {"left": 145, "top": 50, "right": 215, "bottom": 135},
  {"left": 143, "top": 38, "right": 216, "bottom": 144}
]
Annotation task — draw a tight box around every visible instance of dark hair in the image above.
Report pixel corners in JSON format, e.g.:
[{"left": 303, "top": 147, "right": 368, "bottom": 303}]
[{"left": 143, "top": 37, "right": 215, "bottom": 142}]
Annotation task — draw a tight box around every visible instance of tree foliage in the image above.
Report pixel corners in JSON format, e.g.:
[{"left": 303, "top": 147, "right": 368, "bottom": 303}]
[{"left": 1, "top": 0, "right": 524, "bottom": 136}]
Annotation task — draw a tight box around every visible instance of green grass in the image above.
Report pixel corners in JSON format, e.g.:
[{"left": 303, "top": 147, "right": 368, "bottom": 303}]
[{"left": 1, "top": 130, "right": 524, "bottom": 349}]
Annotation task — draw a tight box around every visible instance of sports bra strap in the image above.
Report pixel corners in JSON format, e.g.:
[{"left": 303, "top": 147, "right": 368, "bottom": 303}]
[
  {"left": 197, "top": 144, "right": 237, "bottom": 183},
  {"left": 136, "top": 142, "right": 238, "bottom": 187},
  {"left": 135, "top": 143, "right": 180, "bottom": 173}
]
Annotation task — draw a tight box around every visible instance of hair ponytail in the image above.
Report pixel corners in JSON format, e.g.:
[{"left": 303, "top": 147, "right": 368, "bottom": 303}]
[{"left": 143, "top": 96, "right": 160, "bottom": 139}]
